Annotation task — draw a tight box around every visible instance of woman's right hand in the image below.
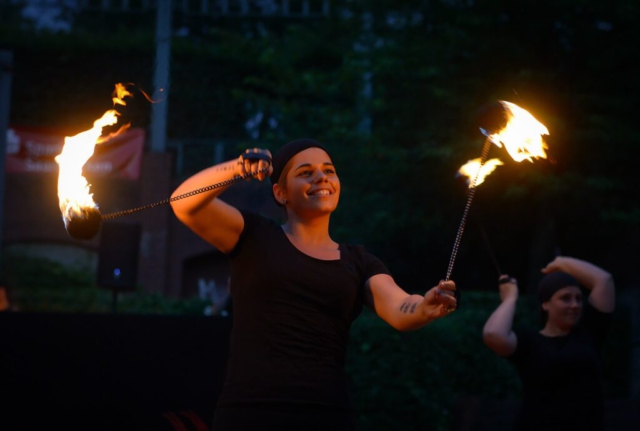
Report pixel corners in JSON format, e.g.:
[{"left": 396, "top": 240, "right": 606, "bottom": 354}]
[
  {"left": 237, "top": 148, "right": 273, "bottom": 181},
  {"left": 498, "top": 275, "right": 519, "bottom": 302},
  {"left": 483, "top": 274, "right": 519, "bottom": 357}
]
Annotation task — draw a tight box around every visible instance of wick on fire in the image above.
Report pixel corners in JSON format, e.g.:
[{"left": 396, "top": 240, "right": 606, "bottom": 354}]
[
  {"left": 446, "top": 100, "right": 549, "bottom": 281},
  {"left": 55, "top": 83, "right": 133, "bottom": 240},
  {"left": 459, "top": 100, "right": 550, "bottom": 187}
]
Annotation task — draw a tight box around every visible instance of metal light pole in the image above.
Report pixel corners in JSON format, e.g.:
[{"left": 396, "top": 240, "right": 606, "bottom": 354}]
[
  {"left": 150, "top": 0, "right": 172, "bottom": 152},
  {"left": 0, "top": 50, "right": 13, "bottom": 281}
]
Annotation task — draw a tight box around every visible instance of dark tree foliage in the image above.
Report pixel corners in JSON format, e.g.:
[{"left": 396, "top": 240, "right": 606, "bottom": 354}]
[
  {"left": 1, "top": 0, "right": 638, "bottom": 291},
  {"left": 1, "top": 3, "right": 638, "bottom": 431}
]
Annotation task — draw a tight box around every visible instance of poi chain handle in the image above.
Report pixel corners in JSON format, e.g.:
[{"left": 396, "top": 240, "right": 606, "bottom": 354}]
[
  {"left": 101, "top": 166, "right": 271, "bottom": 220},
  {"left": 445, "top": 137, "right": 493, "bottom": 281}
]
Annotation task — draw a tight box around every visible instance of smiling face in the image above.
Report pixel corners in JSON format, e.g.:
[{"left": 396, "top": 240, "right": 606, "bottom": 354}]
[
  {"left": 273, "top": 147, "right": 340, "bottom": 217},
  {"left": 542, "top": 285, "right": 583, "bottom": 332}
]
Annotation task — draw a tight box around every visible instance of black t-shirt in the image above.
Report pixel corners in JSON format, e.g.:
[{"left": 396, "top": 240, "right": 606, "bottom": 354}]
[
  {"left": 216, "top": 210, "right": 390, "bottom": 411},
  {"left": 509, "top": 302, "right": 612, "bottom": 431}
]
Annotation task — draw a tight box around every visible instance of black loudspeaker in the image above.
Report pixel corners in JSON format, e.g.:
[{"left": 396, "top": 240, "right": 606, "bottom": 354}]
[{"left": 97, "top": 222, "right": 141, "bottom": 291}]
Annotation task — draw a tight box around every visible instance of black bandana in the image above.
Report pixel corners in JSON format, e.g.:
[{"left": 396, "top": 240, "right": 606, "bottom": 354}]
[
  {"left": 269, "top": 139, "right": 330, "bottom": 185},
  {"left": 538, "top": 271, "right": 580, "bottom": 303}
]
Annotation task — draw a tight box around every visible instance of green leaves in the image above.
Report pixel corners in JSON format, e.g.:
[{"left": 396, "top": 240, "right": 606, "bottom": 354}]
[{"left": 2, "top": 0, "right": 639, "bottom": 287}]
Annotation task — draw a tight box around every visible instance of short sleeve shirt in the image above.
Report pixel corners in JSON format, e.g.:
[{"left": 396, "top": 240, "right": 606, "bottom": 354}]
[
  {"left": 217, "top": 210, "right": 391, "bottom": 410},
  {"left": 509, "top": 302, "right": 612, "bottom": 431}
]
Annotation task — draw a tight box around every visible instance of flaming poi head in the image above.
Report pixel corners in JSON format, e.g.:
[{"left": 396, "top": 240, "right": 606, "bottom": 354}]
[
  {"left": 457, "top": 158, "right": 504, "bottom": 187},
  {"left": 460, "top": 100, "right": 550, "bottom": 187},
  {"left": 55, "top": 83, "right": 132, "bottom": 240},
  {"left": 446, "top": 100, "right": 549, "bottom": 283},
  {"left": 481, "top": 100, "right": 549, "bottom": 162}
]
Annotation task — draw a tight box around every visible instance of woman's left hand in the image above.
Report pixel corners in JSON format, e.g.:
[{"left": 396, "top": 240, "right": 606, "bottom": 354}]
[
  {"left": 424, "top": 280, "right": 458, "bottom": 318},
  {"left": 237, "top": 148, "right": 273, "bottom": 181}
]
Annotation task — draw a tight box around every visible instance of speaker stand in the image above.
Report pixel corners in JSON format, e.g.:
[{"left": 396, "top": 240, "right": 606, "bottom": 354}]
[{"left": 111, "top": 289, "right": 119, "bottom": 314}]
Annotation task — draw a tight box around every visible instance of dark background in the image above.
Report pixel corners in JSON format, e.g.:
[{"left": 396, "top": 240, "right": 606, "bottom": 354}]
[
  {"left": 1, "top": 0, "right": 639, "bottom": 293},
  {"left": 1, "top": 1, "right": 638, "bottom": 431}
]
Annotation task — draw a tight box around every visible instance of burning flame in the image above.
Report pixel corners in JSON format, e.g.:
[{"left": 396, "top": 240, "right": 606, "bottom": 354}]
[
  {"left": 458, "top": 101, "right": 549, "bottom": 187},
  {"left": 458, "top": 158, "right": 504, "bottom": 186},
  {"left": 55, "top": 83, "right": 132, "bottom": 228},
  {"left": 484, "top": 100, "right": 549, "bottom": 162}
]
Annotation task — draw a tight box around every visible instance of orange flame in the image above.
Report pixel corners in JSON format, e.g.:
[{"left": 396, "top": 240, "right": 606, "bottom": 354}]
[
  {"left": 457, "top": 101, "right": 549, "bottom": 187},
  {"left": 55, "top": 83, "right": 132, "bottom": 227},
  {"left": 457, "top": 158, "right": 504, "bottom": 186},
  {"left": 486, "top": 100, "right": 549, "bottom": 162}
]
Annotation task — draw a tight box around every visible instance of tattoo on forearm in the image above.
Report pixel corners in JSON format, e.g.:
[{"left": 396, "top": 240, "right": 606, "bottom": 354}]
[
  {"left": 215, "top": 163, "right": 235, "bottom": 172},
  {"left": 400, "top": 302, "right": 417, "bottom": 314}
]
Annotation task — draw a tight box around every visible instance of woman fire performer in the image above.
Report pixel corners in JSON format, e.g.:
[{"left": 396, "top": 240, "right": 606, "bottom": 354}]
[
  {"left": 482, "top": 256, "right": 615, "bottom": 431},
  {"left": 170, "top": 139, "right": 458, "bottom": 430}
]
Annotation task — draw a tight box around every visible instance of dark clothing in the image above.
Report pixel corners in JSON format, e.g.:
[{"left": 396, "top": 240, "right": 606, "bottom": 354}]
[
  {"left": 213, "top": 210, "right": 390, "bottom": 430},
  {"left": 213, "top": 404, "right": 358, "bottom": 431},
  {"left": 509, "top": 302, "right": 612, "bottom": 431}
]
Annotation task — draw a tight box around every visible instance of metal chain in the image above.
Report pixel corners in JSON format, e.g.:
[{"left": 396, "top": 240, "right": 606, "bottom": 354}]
[
  {"left": 478, "top": 221, "right": 502, "bottom": 276},
  {"left": 445, "top": 137, "right": 492, "bottom": 281},
  {"left": 101, "top": 144, "right": 491, "bottom": 279},
  {"left": 101, "top": 166, "right": 270, "bottom": 220}
]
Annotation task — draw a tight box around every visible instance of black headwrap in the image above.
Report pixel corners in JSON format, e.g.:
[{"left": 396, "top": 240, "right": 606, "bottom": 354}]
[
  {"left": 538, "top": 271, "right": 580, "bottom": 303},
  {"left": 269, "top": 139, "right": 330, "bottom": 185}
]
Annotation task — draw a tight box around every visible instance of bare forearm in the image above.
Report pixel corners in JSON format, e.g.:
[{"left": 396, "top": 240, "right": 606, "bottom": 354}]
[
  {"left": 482, "top": 297, "right": 518, "bottom": 357},
  {"left": 551, "top": 257, "right": 612, "bottom": 291},
  {"left": 170, "top": 159, "right": 239, "bottom": 215},
  {"left": 483, "top": 297, "right": 517, "bottom": 338},
  {"left": 543, "top": 256, "right": 615, "bottom": 312},
  {"left": 367, "top": 276, "right": 457, "bottom": 331},
  {"left": 392, "top": 294, "right": 435, "bottom": 331}
]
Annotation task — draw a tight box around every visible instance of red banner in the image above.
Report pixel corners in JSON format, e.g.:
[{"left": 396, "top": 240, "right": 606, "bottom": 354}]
[{"left": 5, "top": 126, "right": 145, "bottom": 180}]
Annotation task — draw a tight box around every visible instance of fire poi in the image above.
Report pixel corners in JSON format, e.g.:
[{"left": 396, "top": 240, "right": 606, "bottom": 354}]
[
  {"left": 55, "top": 83, "right": 133, "bottom": 240},
  {"left": 55, "top": 84, "right": 270, "bottom": 240},
  {"left": 446, "top": 100, "right": 549, "bottom": 284}
]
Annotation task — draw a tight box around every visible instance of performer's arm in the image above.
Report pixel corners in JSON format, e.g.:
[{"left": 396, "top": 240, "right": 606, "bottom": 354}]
[
  {"left": 482, "top": 275, "right": 518, "bottom": 357},
  {"left": 364, "top": 274, "right": 457, "bottom": 331},
  {"left": 170, "top": 149, "right": 272, "bottom": 253},
  {"left": 541, "top": 256, "right": 615, "bottom": 313}
]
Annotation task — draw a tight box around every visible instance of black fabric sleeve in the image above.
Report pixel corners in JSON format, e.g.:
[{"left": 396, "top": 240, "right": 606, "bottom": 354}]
[
  {"left": 227, "top": 209, "right": 269, "bottom": 258},
  {"left": 508, "top": 327, "right": 531, "bottom": 364},
  {"left": 581, "top": 301, "right": 613, "bottom": 349},
  {"left": 340, "top": 244, "right": 391, "bottom": 284}
]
